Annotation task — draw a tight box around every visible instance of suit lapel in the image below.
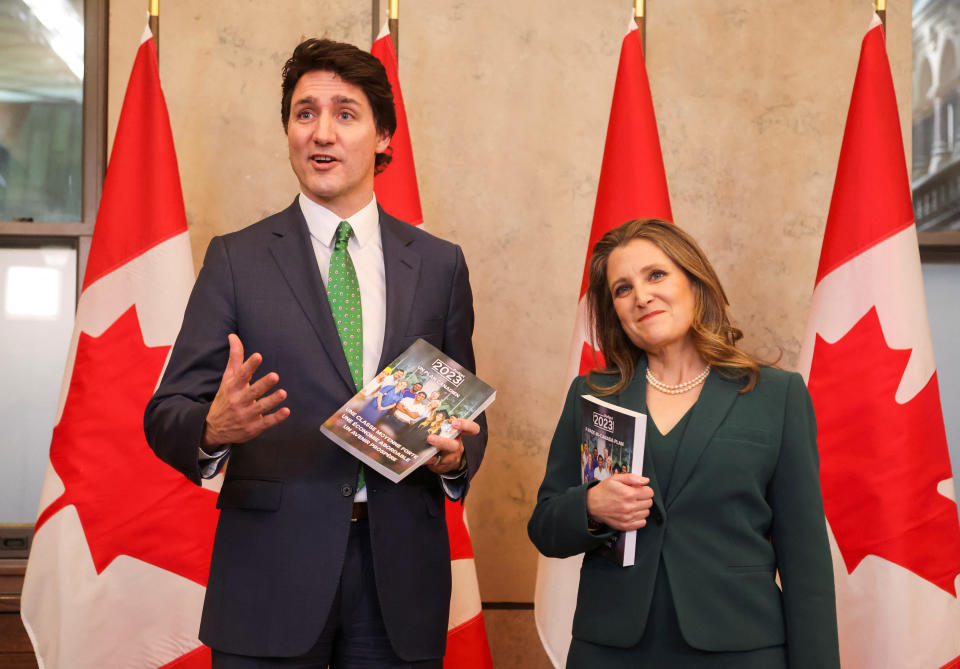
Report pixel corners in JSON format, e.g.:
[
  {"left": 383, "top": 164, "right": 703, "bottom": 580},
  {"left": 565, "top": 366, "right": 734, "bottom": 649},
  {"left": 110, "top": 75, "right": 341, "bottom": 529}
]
[
  {"left": 376, "top": 209, "right": 421, "bottom": 370},
  {"left": 612, "top": 362, "right": 666, "bottom": 513},
  {"left": 268, "top": 199, "right": 356, "bottom": 392},
  {"left": 664, "top": 368, "right": 740, "bottom": 509}
]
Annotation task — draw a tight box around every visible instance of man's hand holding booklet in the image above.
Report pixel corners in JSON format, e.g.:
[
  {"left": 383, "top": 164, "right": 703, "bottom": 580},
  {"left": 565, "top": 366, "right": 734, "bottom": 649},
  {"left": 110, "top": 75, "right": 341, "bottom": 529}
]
[{"left": 321, "top": 338, "right": 496, "bottom": 483}]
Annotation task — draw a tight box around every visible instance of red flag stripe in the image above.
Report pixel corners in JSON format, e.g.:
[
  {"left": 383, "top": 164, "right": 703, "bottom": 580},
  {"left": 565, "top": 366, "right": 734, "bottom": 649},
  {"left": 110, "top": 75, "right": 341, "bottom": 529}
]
[
  {"left": 371, "top": 28, "right": 424, "bottom": 225},
  {"left": 815, "top": 23, "right": 913, "bottom": 285},
  {"left": 445, "top": 497, "right": 474, "bottom": 561},
  {"left": 578, "top": 25, "right": 672, "bottom": 297},
  {"left": 443, "top": 613, "right": 494, "bottom": 669},
  {"left": 83, "top": 38, "right": 188, "bottom": 290}
]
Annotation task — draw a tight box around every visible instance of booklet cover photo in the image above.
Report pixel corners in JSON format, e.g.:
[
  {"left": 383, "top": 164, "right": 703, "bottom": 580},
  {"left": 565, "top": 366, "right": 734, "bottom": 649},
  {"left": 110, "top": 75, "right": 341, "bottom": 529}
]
[{"left": 321, "top": 338, "right": 496, "bottom": 483}]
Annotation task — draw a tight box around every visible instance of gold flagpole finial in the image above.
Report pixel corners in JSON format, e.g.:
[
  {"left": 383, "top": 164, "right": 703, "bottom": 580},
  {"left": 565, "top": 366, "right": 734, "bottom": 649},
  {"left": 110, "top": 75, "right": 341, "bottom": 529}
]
[
  {"left": 875, "top": 0, "right": 886, "bottom": 11},
  {"left": 388, "top": 0, "right": 399, "bottom": 56},
  {"left": 875, "top": 0, "right": 886, "bottom": 32},
  {"left": 634, "top": 0, "right": 646, "bottom": 53},
  {"left": 148, "top": 0, "right": 159, "bottom": 56}
]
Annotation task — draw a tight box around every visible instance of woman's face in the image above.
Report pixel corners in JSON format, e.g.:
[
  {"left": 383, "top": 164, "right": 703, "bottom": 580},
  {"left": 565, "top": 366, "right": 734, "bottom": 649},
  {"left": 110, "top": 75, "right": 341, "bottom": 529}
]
[{"left": 606, "top": 238, "right": 697, "bottom": 354}]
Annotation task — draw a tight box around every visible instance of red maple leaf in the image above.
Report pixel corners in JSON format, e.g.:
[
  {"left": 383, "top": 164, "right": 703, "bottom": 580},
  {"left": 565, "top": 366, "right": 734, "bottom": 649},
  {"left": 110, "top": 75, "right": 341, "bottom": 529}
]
[
  {"left": 36, "top": 306, "right": 219, "bottom": 586},
  {"left": 809, "top": 306, "right": 960, "bottom": 595}
]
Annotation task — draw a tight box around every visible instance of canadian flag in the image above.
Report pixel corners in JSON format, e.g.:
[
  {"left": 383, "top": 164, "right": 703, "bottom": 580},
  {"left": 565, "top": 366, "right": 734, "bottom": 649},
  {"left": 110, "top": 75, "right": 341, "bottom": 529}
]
[
  {"left": 371, "top": 21, "right": 493, "bottom": 668},
  {"left": 532, "top": 16, "right": 672, "bottom": 667},
  {"left": 372, "top": 21, "right": 424, "bottom": 226},
  {"left": 20, "top": 27, "right": 220, "bottom": 669},
  {"left": 798, "top": 15, "right": 960, "bottom": 669}
]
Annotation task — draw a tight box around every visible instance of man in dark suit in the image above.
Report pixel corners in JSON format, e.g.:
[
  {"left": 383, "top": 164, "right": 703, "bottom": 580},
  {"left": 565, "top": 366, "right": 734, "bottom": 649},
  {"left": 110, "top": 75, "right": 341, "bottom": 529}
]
[{"left": 144, "top": 38, "right": 486, "bottom": 668}]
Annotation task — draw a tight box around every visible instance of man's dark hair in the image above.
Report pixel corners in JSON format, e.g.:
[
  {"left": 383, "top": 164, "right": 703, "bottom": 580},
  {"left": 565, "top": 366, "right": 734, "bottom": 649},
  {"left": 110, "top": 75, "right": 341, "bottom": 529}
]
[{"left": 281, "top": 38, "right": 397, "bottom": 173}]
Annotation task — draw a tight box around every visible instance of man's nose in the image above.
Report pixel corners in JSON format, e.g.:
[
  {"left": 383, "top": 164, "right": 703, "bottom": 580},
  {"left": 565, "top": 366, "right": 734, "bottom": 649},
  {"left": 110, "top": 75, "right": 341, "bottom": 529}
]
[{"left": 312, "top": 112, "right": 335, "bottom": 143}]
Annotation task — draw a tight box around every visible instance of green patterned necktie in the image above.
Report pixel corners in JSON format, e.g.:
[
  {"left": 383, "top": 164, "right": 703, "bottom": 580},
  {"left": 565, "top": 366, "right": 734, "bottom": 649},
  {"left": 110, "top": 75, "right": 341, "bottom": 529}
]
[{"left": 328, "top": 220, "right": 365, "bottom": 490}]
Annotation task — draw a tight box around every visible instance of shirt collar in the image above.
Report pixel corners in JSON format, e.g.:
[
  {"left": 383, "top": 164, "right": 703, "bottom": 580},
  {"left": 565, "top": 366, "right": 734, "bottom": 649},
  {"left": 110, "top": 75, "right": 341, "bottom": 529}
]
[{"left": 298, "top": 193, "right": 380, "bottom": 249}]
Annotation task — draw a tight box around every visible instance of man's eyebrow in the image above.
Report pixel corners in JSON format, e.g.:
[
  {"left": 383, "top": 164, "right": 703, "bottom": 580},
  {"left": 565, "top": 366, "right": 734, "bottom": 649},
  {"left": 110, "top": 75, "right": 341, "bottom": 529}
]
[{"left": 292, "top": 95, "right": 362, "bottom": 107}]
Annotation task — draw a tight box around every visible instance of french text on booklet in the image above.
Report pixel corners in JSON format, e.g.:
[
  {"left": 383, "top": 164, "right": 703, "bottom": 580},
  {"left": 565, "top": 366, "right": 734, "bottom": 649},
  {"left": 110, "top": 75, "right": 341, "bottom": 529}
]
[
  {"left": 580, "top": 394, "right": 647, "bottom": 566},
  {"left": 321, "top": 338, "right": 496, "bottom": 483}
]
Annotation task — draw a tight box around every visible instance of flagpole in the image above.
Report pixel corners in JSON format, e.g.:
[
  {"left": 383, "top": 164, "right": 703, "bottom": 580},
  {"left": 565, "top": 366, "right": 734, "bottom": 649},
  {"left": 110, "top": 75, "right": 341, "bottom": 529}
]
[
  {"left": 389, "top": 0, "right": 399, "bottom": 56},
  {"left": 634, "top": 0, "right": 645, "bottom": 54},
  {"left": 875, "top": 0, "right": 886, "bottom": 32},
  {"left": 370, "top": 0, "right": 380, "bottom": 44},
  {"left": 149, "top": 0, "right": 159, "bottom": 56}
]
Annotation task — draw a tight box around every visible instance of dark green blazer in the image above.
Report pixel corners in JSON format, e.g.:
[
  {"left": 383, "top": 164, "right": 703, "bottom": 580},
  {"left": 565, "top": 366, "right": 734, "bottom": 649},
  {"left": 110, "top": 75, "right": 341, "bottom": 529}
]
[{"left": 528, "top": 359, "right": 840, "bottom": 668}]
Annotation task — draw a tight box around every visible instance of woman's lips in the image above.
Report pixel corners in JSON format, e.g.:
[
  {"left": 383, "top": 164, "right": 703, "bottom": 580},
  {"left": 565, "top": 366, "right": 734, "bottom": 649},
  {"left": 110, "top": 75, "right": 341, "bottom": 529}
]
[{"left": 639, "top": 310, "right": 664, "bottom": 322}]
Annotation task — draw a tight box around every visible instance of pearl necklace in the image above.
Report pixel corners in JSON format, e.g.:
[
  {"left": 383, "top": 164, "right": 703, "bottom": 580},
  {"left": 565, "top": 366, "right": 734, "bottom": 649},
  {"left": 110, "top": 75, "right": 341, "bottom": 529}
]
[{"left": 646, "top": 365, "right": 710, "bottom": 395}]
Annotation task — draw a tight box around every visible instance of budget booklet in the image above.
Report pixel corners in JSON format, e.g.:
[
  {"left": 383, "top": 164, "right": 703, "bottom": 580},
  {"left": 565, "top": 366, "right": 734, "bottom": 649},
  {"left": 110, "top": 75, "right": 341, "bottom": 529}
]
[
  {"left": 321, "top": 338, "right": 496, "bottom": 483},
  {"left": 580, "top": 394, "right": 647, "bottom": 567}
]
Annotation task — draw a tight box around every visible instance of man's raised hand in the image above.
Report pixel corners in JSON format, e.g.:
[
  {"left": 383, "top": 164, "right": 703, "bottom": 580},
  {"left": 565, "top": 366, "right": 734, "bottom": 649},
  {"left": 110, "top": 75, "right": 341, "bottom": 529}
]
[{"left": 201, "top": 334, "right": 290, "bottom": 448}]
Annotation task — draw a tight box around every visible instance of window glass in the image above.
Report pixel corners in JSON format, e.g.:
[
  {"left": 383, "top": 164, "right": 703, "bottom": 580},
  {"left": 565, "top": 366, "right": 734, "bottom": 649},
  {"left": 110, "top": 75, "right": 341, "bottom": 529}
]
[
  {"left": 0, "top": 245, "right": 76, "bottom": 522},
  {"left": 0, "top": 0, "right": 84, "bottom": 223},
  {"left": 912, "top": 0, "right": 960, "bottom": 232}
]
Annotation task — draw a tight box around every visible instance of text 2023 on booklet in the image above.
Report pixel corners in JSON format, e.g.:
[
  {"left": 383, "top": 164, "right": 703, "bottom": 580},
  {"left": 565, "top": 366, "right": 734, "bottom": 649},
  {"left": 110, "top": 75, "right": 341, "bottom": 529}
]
[
  {"left": 321, "top": 338, "right": 496, "bottom": 483},
  {"left": 580, "top": 394, "right": 647, "bottom": 567}
]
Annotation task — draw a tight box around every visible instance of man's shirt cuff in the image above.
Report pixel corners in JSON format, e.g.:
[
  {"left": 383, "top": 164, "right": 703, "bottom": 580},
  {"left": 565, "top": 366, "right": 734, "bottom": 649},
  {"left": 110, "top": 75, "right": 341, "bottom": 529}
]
[{"left": 198, "top": 446, "right": 229, "bottom": 479}]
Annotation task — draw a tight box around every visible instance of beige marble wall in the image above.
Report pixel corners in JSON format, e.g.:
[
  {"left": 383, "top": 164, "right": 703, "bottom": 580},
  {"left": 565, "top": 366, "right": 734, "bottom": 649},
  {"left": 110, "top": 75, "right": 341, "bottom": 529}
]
[{"left": 108, "top": 0, "right": 911, "bottom": 608}]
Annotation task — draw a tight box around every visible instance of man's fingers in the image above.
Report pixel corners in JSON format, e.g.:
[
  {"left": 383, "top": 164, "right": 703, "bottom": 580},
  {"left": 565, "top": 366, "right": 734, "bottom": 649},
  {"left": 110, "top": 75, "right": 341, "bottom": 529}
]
[
  {"left": 258, "top": 407, "right": 291, "bottom": 430},
  {"left": 235, "top": 351, "right": 263, "bottom": 386},
  {"left": 225, "top": 334, "right": 245, "bottom": 376},
  {"left": 426, "top": 434, "right": 461, "bottom": 455},
  {"left": 255, "top": 388, "right": 287, "bottom": 414},
  {"left": 451, "top": 418, "right": 480, "bottom": 436},
  {"left": 247, "top": 372, "right": 281, "bottom": 400}
]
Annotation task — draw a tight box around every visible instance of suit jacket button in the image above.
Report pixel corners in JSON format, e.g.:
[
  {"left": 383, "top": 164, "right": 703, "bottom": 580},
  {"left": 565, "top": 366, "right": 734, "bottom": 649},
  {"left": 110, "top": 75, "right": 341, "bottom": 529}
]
[
  {"left": 341, "top": 484, "right": 354, "bottom": 497},
  {"left": 654, "top": 509, "right": 664, "bottom": 525}
]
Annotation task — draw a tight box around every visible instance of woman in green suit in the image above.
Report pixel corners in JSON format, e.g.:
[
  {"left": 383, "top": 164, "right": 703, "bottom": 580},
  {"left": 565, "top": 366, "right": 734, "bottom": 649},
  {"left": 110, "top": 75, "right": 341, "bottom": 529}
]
[{"left": 528, "top": 220, "right": 840, "bottom": 668}]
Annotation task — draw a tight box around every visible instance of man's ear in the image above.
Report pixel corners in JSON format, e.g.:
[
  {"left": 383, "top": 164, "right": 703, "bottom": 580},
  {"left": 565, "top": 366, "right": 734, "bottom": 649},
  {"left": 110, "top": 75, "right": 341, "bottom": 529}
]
[{"left": 376, "top": 131, "right": 392, "bottom": 154}]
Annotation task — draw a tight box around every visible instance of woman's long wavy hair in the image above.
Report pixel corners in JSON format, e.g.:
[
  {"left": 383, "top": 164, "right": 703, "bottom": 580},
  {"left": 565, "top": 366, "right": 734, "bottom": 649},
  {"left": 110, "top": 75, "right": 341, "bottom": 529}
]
[{"left": 585, "top": 219, "right": 764, "bottom": 396}]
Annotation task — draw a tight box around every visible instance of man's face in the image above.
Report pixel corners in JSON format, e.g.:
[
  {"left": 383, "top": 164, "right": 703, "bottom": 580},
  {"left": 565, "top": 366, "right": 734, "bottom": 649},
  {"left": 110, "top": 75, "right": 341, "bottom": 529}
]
[{"left": 286, "top": 70, "right": 391, "bottom": 218}]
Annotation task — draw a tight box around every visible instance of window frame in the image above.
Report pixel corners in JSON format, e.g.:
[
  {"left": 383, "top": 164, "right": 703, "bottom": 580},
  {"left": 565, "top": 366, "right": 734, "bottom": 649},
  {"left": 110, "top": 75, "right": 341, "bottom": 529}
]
[
  {"left": 0, "top": 0, "right": 108, "bottom": 285},
  {"left": 0, "top": 0, "right": 107, "bottom": 588}
]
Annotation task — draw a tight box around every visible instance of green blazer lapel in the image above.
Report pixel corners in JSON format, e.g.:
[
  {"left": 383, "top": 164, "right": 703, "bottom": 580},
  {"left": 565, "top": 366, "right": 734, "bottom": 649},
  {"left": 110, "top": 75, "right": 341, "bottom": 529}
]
[
  {"left": 663, "top": 369, "right": 740, "bottom": 509},
  {"left": 613, "top": 360, "right": 665, "bottom": 514}
]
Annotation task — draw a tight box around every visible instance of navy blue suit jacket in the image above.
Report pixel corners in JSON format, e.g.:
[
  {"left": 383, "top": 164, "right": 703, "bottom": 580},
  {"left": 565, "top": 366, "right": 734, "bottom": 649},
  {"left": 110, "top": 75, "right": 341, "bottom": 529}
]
[{"left": 144, "top": 200, "right": 486, "bottom": 660}]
